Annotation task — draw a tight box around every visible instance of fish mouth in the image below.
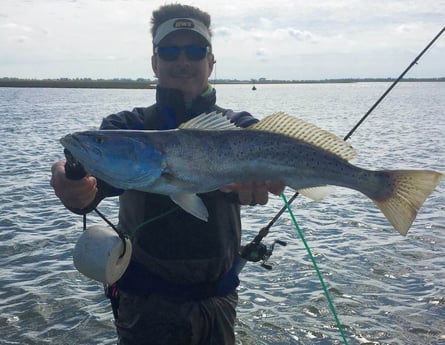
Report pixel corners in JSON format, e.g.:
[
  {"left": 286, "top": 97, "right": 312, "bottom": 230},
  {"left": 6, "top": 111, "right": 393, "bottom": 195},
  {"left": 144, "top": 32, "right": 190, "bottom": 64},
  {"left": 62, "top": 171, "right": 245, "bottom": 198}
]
[
  {"left": 60, "top": 133, "right": 101, "bottom": 163},
  {"left": 60, "top": 133, "right": 77, "bottom": 150},
  {"left": 60, "top": 133, "right": 84, "bottom": 153}
]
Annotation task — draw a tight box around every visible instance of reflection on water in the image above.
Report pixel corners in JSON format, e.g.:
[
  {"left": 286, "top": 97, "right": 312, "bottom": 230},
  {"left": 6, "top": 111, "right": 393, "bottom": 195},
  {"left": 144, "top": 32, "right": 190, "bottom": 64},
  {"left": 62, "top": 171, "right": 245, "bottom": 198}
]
[{"left": 0, "top": 83, "right": 444, "bottom": 344}]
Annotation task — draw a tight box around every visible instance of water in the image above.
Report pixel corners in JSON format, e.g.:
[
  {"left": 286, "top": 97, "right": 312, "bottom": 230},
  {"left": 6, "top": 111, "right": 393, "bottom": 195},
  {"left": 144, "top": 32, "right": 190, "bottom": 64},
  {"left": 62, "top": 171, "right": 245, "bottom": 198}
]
[{"left": 0, "top": 83, "right": 444, "bottom": 345}]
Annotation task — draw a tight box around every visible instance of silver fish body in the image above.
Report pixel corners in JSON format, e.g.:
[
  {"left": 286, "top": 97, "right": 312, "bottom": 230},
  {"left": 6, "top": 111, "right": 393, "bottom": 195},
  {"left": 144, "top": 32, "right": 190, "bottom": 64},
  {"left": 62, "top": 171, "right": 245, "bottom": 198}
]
[{"left": 60, "top": 112, "right": 443, "bottom": 235}]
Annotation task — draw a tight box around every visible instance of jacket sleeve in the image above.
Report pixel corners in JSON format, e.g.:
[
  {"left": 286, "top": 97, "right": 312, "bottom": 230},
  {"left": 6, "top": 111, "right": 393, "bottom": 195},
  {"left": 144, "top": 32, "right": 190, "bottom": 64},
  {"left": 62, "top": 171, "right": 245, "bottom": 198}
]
[{"left": 100, "top": 108, "right": 146, "bottom": 130}]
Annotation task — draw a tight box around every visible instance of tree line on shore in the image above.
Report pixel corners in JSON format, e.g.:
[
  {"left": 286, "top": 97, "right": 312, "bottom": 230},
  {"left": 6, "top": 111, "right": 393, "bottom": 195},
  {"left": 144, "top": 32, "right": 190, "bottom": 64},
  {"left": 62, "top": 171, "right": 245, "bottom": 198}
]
[{"left": 1, "top": 76, "right": 444, "bottom": 89}]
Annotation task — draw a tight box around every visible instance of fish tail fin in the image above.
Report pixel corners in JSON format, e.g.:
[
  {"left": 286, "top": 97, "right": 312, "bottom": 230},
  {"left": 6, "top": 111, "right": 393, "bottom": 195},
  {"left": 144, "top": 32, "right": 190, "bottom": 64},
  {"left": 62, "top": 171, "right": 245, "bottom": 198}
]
[{"left": 372, "top": 170, "right": 443, "bottom": 236}]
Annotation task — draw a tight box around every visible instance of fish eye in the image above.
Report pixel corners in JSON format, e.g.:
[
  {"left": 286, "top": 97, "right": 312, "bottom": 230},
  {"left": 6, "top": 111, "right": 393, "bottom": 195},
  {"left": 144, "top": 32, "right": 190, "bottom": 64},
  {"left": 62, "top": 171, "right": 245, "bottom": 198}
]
[{"left": 94, "top": 135, "right": 107, "bottom": 144}]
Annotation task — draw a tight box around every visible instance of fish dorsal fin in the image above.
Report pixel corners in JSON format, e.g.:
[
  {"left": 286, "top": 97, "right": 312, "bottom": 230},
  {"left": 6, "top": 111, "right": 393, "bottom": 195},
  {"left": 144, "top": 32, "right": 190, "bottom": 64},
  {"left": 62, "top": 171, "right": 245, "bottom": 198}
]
[
  {"left": 249, "top": 112, "right": 356, "bottom": 161},
  {"left": 179, "top": 111, "right": 240, "bottom": 130}
]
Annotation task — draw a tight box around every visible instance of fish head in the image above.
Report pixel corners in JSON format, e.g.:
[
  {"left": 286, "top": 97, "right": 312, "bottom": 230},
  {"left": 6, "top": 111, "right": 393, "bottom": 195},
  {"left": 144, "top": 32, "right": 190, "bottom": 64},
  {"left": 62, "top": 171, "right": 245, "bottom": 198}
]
[{"left": 60, "top": 130, "right": 165, "bottom": 190}]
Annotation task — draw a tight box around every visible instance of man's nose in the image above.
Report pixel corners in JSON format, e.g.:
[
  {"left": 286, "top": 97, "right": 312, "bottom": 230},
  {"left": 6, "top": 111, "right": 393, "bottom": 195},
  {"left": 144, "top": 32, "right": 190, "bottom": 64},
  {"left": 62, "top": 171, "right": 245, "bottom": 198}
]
[{"left": 176, "top": 50, "right": 191, "bottom": 63}]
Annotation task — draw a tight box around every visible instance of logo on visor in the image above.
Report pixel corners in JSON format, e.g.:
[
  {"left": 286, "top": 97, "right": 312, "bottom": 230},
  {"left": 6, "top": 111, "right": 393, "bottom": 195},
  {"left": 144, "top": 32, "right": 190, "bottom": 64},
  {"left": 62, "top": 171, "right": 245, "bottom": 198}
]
[{"left": 173, "top": 19, "right": 195, "bottom": 29}]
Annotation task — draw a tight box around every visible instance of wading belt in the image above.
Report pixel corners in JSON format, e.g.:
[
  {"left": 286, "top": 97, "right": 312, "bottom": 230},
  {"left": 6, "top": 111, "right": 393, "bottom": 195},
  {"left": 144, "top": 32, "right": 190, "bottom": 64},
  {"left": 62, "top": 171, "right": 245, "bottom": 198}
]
[{"left": 114, "top": 260, "right": 240, "bottom": 301}]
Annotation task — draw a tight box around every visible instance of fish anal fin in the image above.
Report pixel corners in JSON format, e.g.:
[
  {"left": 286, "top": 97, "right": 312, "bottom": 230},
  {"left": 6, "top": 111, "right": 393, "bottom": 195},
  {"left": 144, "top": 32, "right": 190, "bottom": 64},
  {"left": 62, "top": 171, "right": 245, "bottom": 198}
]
[
  {"left": 298, "top": 186, "right": 335, "bottom": 201},
  {"left": 170, "top": 194, "right": 209, "bottom": 222},
  {"left": 249, "top": 112, "right": 356, "bottom": 161},
  {"left": 372, "top": 170, "right": 443, "bottom": 235}
]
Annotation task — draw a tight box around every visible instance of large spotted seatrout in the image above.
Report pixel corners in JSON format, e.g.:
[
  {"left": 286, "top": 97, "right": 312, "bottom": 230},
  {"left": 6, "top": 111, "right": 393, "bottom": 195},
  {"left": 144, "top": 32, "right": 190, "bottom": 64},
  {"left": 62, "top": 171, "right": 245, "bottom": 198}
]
[{"left": 60, "top": 111, "right": 443, "bottom": 235}]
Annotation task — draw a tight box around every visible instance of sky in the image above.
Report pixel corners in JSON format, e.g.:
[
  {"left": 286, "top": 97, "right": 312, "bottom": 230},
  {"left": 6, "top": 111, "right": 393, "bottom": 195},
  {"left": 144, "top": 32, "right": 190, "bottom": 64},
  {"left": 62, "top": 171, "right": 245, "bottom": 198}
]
[{"left": 1, "top": 0, "right": 444, "bottom": 80}]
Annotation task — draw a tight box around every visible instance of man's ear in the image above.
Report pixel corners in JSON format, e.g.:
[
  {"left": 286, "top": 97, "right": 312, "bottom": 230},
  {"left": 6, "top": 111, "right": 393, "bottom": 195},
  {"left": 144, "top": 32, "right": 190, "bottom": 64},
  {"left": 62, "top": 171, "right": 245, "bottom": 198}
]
[
  {"left": 207, "top": 53, "right": 215, "bottom": 75},
  {"left": 151, "top": 55, "right": 158, "bottom": 77}
]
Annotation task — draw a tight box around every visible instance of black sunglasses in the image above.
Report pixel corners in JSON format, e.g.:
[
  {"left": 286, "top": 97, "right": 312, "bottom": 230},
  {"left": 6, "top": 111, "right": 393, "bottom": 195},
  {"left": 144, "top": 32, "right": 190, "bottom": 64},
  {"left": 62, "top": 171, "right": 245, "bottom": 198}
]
[{"left": 155, "top": 45, "right": 210, "bottom": 61}]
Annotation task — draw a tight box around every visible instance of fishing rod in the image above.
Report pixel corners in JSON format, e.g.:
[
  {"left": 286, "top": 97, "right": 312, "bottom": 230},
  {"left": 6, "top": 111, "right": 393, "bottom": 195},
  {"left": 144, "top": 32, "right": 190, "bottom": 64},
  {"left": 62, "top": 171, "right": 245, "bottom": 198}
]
[
  {"left": 249, "top": 25, "right": 445, "bottom": 246},
  {"left": 240, "top": 26, "right": 445, "bottom": 345}
]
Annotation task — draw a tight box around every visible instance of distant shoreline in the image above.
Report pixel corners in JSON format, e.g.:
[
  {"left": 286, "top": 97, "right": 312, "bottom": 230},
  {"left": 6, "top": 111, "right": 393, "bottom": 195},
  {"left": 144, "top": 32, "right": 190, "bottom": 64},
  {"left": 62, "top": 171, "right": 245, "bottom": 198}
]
[
  {"left": 0, "top": 79, "right": 156, "bottom": 89},
  {"left": 0, "top": 77, "right": 444, "bottom": 89}
]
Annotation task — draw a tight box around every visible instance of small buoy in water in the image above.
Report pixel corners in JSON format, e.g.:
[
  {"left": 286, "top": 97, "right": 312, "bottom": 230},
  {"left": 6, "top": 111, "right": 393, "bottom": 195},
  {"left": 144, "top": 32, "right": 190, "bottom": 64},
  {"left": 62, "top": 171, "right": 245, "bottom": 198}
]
[{"left": 73, "top": 225, "right": 132, "bottom": 285}]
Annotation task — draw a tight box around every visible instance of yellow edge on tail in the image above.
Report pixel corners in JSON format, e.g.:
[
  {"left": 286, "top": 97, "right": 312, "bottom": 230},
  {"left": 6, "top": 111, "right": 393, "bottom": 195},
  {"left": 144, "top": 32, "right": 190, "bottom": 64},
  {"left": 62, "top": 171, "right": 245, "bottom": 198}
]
[{"left": 373, "top": 170, "right": 443, "bottom": 235}]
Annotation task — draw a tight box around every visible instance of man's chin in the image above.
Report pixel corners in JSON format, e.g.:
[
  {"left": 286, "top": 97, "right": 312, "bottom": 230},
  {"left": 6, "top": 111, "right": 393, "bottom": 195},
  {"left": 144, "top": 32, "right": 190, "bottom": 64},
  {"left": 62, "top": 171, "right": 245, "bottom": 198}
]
[
  {"left": 172, "top": 74, "right": 194, "bottom": 79},
  {"left": 161, "top": 80, "right": 206, "bottom": 98}
]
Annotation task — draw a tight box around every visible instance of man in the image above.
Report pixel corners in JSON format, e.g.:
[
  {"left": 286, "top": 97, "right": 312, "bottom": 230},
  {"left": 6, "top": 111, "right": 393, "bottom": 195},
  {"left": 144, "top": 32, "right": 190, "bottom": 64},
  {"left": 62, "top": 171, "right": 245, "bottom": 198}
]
[{"left": 51, "top": 4, "right": 283, "bottom": 345}]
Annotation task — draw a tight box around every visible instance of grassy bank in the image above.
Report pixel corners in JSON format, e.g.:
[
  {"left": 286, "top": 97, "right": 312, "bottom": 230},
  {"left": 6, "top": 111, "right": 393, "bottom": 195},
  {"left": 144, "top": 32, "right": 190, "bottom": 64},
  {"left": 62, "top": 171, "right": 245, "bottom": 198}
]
[
  {"left": 1, "top": 77, "right": 444, "bottom": 89},
  {"left": 0, "top": 79, "right": 156, "bottom": 89}
]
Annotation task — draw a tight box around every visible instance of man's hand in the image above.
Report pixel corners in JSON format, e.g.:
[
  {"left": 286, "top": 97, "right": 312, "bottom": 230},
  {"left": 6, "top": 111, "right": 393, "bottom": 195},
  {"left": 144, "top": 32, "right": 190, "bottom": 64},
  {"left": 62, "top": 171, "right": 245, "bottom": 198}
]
[
  {"left": 50, "top": 160, "right": 97, "bottom": 209},
  {"left": 220, "top": 181, "right": 285, "bottom": 205}
]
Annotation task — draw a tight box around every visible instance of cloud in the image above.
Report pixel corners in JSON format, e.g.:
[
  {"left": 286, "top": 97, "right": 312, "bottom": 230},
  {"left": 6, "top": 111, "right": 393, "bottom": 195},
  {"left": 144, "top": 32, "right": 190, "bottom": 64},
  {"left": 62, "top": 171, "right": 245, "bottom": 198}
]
[
  {"left": 286, "top": 28, "right": 318, "bottom": 43},
  {"left": 0, "top": 0, "right": 443, "bottom": 79},
  {"left": 255, "top": 48, "right": 269, "bottom": 61},
  {"left": 213, "top": 26, "right": 232, "bottom": 38}
]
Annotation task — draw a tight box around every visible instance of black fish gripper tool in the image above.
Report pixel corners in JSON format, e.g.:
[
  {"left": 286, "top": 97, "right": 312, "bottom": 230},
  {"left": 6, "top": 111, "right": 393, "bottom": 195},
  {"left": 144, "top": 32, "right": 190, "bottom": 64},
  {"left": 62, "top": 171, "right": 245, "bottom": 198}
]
[{"left": 64, "top": 149, "right": 87, "bottom": 180}]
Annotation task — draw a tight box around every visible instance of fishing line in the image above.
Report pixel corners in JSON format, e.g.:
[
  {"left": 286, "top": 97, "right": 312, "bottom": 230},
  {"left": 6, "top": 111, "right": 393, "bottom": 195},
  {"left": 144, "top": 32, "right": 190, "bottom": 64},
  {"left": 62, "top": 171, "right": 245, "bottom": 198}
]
[
  {"left": 130, "top": 207, "right": 179, "bottom": 240},
  {"left": 281, "top": 193, "right": 349, "bottom": 345}
]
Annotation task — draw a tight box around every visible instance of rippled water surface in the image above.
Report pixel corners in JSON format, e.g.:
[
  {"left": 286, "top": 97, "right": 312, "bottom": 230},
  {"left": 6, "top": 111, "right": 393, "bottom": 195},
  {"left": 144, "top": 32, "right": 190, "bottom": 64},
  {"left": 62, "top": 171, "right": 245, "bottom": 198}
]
[{"left": 0, "top": 83, "right": 444, "bottom": 345}]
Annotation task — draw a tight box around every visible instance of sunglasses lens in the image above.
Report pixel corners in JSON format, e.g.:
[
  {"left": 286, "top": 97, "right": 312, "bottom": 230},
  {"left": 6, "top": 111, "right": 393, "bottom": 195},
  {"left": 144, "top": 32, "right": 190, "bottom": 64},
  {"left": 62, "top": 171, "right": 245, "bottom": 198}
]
[
  {"left": 157, "top": 46, "right": 181, "bottom": 61},
  {"left": 156, "top": 46, "right": 208, "bottom": 61},
  {"left": 184, "top": 46, "right": 208, "bottom": 61}
]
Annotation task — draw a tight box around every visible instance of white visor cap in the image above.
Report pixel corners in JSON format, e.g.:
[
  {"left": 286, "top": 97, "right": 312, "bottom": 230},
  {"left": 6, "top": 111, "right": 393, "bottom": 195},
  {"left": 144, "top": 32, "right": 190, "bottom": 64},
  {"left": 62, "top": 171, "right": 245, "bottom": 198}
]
[{"left": 153, "top": 18, "right": 211, "bottom": 46}]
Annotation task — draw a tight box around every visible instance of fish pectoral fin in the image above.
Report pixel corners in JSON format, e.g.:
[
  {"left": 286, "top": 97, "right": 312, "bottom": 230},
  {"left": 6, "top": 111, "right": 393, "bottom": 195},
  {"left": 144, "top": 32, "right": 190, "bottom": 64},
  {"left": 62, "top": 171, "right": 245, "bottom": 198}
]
[
  {"left": 179, "top": 111, "right": 240, "bottom": 130},
  {"left": 298, "top": 186, "right": 335, "bottom": 201},
  {"left": 170, "top": 194, "right": 209, "bottom": 222}
]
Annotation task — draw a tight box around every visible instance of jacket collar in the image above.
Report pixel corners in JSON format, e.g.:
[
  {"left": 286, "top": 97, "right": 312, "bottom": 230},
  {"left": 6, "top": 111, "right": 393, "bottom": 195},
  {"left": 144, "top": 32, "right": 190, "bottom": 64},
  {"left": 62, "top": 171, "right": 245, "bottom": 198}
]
[{"left": 156, "top": 85, "right": 216, "bottom": 129}]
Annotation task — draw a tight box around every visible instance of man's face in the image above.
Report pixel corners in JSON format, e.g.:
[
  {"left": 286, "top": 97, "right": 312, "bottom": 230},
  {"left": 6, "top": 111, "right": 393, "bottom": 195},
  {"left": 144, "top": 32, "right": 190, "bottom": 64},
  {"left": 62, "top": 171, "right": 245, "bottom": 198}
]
[{"left": 151, "top": 31, "right": 214, "bottom": 101}]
